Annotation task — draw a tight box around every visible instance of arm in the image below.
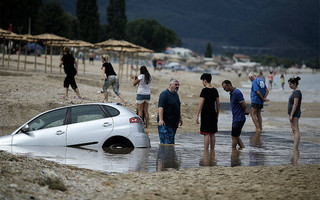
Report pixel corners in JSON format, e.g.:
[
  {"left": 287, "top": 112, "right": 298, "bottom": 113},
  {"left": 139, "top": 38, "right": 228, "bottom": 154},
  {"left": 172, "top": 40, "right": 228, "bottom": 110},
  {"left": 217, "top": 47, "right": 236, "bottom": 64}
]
[
  {"left": 216, "top": 97, "right": 220, "bottom": 121},
  {"left": 289, "top": 97, "right": 299, "bottom": 122},
  {"left": 132, "top": 76, "right": 140, "bottom": 86},
  {"left": 241, "top": 100, "right": 249, "bottom": 115},
  {"left": 74, "top": 60, "right": 78, "bottom": 72},
  {"left": 256, "top": 90, "right": 269, "bottom": 102},
  {"left": 59, "top": 60, "right": 63, "bottom": 68},
  {"left": 158, "top": 107, "right": 165, "bottom": 126},
  {"left": 196, "top": 97, "right": 205, "bottom": 124},
  {"left": 101, "top": 67, "right": 105, "bottom": 80}
]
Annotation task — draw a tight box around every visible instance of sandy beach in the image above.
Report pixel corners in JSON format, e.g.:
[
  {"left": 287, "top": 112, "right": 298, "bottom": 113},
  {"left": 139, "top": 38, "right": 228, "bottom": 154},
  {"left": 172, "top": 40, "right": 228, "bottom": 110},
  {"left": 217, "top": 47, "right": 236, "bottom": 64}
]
[{"left": 0, "top": 55, "right": 320, "bottom": 199}]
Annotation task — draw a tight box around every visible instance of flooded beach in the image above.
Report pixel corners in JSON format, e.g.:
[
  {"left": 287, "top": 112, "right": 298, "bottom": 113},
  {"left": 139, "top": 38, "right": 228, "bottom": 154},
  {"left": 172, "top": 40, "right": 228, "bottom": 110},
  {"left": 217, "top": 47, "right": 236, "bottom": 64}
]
[{"left": 1, "top": 130, "right": 319, "bottom": 173}]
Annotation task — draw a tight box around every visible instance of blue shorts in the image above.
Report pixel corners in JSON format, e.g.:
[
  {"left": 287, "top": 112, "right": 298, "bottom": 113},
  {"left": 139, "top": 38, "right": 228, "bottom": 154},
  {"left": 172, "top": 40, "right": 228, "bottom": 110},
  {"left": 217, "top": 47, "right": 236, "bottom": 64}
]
[
  {"left": 158, "top": 126, "right": 177, "bottom": 144},
  {"left": 251, "top": 103, "right": 263, "bottom": 109},
  {"left": 136, "top": 94, "right": 150, "bottom": 104}
]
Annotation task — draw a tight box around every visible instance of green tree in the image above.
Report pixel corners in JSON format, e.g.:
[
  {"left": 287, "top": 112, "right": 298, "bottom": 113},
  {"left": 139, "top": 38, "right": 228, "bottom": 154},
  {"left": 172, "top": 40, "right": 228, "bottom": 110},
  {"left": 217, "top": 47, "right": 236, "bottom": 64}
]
[
  {"left": 125, "top": 19, "right": 182, "bottom": 52},
  {"left": 205, "top": 43, "right": 212, "bottom": 58},
  {"left": 76, "top": 0, "right": 100, "bottom": 43},
  {"left": 107, "top": 0, "right": 127, "bottom": 40},
  {"left": 0, "top": 0, "right": 42, "bottom": 34},
  {"left": 36, "top": 2, "right": 73, "bottom": 38}
]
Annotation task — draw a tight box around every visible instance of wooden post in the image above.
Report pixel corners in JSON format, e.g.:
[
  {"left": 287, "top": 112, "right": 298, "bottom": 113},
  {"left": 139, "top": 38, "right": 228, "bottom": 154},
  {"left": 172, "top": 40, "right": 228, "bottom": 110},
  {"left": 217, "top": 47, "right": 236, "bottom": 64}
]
[
  {"left": 7, "top": 39, "right": 11, "bottom": 69},
  {"left": 17, "top": 40, "right": 21, "bottom": 70},
  {"left": 118, "top": 51, "right": 121, "bottom": 80},
  {"left": 24, "top": 42, "right": 28, "bottom": 70},
  {"left": 34, "top": 42, "right": 37, "bottom": 69},
  {"left": 59, "top": 46, "right": 62, "bottom": 74},
  {"left": 2, "top": 38, "right": 5, "bottom": 68},
  {"left": 130, "top": 52, "right": 134, "bottom": 78},
  {"left": 135, "top": 52, "right": 139, "bottom": 76},
  {"left": 44, "top": 43, "right": 48, "bottom": 73},
  {"left": 126, "top": 52, "right": 129, "bottom": 81},
  {"left": 83, "top": 47, "right": 86, "bottom": 74},
  {"left": 50, "top": 44, "right": 53, "bottom": 74}
]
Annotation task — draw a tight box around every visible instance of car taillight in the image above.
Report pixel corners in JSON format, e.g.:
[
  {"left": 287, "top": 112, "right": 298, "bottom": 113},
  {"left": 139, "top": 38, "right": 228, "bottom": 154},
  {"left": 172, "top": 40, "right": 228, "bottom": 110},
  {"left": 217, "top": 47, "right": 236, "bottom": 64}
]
[{"left": 129, "top": 117, "right": 141, "bottom": 123}]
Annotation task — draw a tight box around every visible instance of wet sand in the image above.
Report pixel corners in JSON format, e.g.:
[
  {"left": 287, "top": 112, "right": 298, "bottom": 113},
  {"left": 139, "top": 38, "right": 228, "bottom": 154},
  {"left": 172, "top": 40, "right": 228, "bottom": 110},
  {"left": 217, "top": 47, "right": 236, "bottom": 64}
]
[{"left": 0, "top": 55, "right": 320, "bottom": 199}]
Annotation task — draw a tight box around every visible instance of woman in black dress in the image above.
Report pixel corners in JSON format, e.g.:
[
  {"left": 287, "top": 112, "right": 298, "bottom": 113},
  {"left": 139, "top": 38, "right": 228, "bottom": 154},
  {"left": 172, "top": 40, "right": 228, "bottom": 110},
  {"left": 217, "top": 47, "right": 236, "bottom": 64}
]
[{"left": 196, "top": 73, "right": 220, "bottom": 150}]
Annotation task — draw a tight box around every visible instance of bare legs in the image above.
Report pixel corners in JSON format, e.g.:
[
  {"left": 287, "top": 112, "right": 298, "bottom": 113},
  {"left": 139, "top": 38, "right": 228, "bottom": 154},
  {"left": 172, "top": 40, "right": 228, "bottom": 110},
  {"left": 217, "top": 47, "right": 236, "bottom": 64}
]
[
  {"left": 137, "top": 102, "right": 149, "bottom": 128},
  {"left": 103, "top": 91, "right": 127, "bottom": 106},
  {"left": 232, "top": 136, "right": 244, "bottom": 149},
  {"left": 250, "top": 107, "right": 262, "bottom": 133},
  {"left": 204, "top": 134, "right": 215, "bottom": 150},
  {"left": 64, "top": 88, "right": 82, "bottom": 99},
  {"left": 290, "top": 117, "right": 300, "bottom": 150}
]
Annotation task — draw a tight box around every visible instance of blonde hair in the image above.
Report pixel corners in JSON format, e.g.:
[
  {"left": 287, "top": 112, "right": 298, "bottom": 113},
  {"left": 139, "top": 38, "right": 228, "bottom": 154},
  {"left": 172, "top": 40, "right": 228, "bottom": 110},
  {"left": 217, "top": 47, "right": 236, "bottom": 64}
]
[{"left": 101, "top": 55, "right": 108, "bottom": 62}]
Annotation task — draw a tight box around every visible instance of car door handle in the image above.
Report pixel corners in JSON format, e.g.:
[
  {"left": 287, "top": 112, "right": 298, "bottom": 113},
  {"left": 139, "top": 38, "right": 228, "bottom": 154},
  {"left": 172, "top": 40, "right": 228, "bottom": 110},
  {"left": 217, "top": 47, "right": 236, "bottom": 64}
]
[
  {"left": 56, "top": 130, "right": 65, "bottom": 135},
  {"left": 103, "top": 122, "right": 112, "bottom": 127}
]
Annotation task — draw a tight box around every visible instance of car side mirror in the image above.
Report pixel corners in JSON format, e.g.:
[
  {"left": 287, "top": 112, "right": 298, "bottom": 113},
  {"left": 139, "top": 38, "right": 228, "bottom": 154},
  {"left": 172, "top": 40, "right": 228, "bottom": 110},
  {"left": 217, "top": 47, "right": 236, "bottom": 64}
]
[{"left": 21, "top": 124, "right": 30, "bottom": 133}]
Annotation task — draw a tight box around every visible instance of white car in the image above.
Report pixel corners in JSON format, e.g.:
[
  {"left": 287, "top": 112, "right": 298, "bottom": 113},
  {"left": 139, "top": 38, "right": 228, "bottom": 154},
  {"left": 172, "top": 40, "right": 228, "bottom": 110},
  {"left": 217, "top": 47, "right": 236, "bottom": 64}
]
[{"left": 0, "top": 103, "right": 150, "bottom": 148}]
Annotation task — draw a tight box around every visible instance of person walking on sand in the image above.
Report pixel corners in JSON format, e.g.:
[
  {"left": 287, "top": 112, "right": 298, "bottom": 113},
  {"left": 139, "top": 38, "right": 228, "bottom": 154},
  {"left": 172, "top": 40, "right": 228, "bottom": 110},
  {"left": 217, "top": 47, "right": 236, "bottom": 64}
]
[
  {"left": 280, "top": 74, "right": 285, "bottom": 90},
  {"left": 288, "top": 77, "right": 302, "bottom": 150},
  {"left": 157, "top": 78, "right": 183, "bottom": 144},
  {"left": 196, "top": 73, "right": 220, "bottom": 150},
  {"left": 59, "top": 46, "right": 82, "bottom": 99},
  {"left": 101, "top": 55, "right": 126, "bottom": 105},
  {"left": 249, "top": 73, "right": 269, "bottom": 133},
  {"left": 133, "top": 66, "right": 152, "bottom": 128},
  {"left": 222, "top": 80, "right": 249, "bottom": 149},
  {"left": 268, "top": 71, "right": 274, "bottom": 89}
]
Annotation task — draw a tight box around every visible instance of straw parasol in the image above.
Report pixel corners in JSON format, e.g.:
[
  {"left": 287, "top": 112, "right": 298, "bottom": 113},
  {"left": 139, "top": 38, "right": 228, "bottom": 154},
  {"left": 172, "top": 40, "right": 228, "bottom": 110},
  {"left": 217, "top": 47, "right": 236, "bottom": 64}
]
[
  {"left": 34, "top": 33, "right": 69, "bottom": 73},
  {"left": 97, "top": 39, "right": 153, "bottom": 80},
  {"left": 0, "top": 31, "right": 23, "bottom": 68}
]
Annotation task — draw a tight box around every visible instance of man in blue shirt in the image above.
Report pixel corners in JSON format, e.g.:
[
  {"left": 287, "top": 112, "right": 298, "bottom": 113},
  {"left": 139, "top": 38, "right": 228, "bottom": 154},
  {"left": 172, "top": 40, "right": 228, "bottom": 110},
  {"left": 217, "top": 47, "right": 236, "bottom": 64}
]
[
  {"left": 157, "top": 78, "right": 183, "bottom": 144},
  {"left": 249, "top": 73, "right": 269, "bottom": 133},
  {"left": 222, "top": 80, "right": 249, "bottom": 149}
]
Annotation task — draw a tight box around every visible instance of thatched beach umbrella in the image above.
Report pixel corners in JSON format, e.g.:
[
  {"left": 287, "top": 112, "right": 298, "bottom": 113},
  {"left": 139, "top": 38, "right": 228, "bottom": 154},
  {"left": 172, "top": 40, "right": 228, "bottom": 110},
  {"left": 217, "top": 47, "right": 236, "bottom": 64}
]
[
  {"left": 97, "top": 39, "right": 153, "bottom": 80},
  {"left": 34, "top": 33, "right": 69, "bottom": 73},
  {"left": 0, "top": 31, "right": 23, "bottom": 69}
]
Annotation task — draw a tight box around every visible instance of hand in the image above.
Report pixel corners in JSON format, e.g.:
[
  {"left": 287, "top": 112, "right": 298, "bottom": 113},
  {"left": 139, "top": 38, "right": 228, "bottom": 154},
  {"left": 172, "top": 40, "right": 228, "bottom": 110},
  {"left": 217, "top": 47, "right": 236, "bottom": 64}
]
[
  {"left": 101, "top": 76, "right": 104, "bottom": 81},
  {"left": 196, "top": 117, "right": 199, "bottom": 124},
  {"left": 158, "top": 120, "right": 165, "bottom": 126},
  {"left": 264, "top": 98, "right": 270, "bottom": 102},
  {"left": 244, "top": 110, "right": 250, "bottom": 115},
  {"left": 289, "top": 116, "right": 293, "bottom": 122},
  {"left": 179, "top": 119, "right": 183, "bottom": 126}
]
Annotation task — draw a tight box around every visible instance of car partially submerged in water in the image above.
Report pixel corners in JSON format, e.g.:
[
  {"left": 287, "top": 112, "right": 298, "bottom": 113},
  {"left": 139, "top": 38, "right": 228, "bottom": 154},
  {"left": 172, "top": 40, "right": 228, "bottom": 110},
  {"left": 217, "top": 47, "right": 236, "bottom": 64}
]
[{"left": 0, "top": 103, "right": 150, "bottom": 148}]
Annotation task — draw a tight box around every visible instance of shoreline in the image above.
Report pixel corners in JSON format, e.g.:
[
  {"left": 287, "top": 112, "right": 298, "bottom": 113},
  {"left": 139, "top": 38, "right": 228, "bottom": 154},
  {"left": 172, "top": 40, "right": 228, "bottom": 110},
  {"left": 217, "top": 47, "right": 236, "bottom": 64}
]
[{"left": 0, "top": 56, "right": 319, "bottom": 199}]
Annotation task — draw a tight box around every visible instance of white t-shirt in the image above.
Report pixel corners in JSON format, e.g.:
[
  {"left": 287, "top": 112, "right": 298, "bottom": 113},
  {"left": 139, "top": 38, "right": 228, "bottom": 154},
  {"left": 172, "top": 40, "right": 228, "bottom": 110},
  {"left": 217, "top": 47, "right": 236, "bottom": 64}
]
[{"left": 137, "top": 74, "right": 152, "bottom": 95}]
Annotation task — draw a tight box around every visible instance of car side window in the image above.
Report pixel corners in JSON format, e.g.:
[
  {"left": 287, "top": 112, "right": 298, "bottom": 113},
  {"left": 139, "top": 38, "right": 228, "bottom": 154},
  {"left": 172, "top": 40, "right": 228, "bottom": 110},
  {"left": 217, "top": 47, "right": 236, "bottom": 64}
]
[
  {"left": 28, "top": 108, "right": 67, "bottom": 131},
  {"left": 101, "top": 105, "right": 120, "bottom": 117},
  {"left": 71, "top": 105, "right": 106, "bottom": 124}
]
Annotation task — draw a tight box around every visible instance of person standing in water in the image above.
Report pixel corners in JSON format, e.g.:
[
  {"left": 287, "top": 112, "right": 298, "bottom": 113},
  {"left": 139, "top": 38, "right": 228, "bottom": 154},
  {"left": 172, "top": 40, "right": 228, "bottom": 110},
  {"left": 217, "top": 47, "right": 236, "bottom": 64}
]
[
  {"left": 196, "top": 73, "right": 220, "bottom": 150},
  {"left": 288, "top": 76, "right": 302, "bottom": 150}
]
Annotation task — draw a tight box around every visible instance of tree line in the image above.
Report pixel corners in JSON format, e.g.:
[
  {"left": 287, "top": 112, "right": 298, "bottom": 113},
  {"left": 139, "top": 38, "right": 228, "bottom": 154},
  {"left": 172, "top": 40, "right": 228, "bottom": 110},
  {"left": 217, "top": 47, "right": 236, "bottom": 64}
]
[{"left": 0, "top": 0, "right": 181, "bottom": 52}]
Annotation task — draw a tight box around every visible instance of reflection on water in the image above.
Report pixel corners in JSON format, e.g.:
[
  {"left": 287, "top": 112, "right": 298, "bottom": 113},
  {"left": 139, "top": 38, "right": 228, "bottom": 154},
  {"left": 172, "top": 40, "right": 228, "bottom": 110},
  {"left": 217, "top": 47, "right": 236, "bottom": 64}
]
[
  {"left": 156, "top": 145, "right": 180, "bottom": 171},
  {"left": 0, "top": 130, "right": 319, "bottom": 173}
]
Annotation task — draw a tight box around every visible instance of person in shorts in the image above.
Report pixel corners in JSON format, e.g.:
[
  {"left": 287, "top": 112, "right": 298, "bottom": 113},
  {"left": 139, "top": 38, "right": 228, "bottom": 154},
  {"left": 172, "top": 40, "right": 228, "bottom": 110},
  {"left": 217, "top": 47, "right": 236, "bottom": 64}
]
[
  {"left": 222, "top": 80, "right": 249, "bottom": 149},
  {"left": 157, "top": 78, "right": 183, "bottom": 144},
  {"left": 101, "top": 55, "right": 126, "bottom": 105},
  {"left": 59, "top": 46, "right": 82, "bottom": 99},
  {"left": 249, "top": 73, "right": 269, "bottom": 133},
  {"left": 133, "top": 66, "right": 152, "bottom": 128}
]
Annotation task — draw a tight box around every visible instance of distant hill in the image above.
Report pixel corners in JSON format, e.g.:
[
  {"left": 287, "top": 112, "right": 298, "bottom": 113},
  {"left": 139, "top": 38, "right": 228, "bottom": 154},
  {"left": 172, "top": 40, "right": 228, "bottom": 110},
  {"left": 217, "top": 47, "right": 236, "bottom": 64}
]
[{"left": 49, "top": 0, "right": 319, "bottom": 57}]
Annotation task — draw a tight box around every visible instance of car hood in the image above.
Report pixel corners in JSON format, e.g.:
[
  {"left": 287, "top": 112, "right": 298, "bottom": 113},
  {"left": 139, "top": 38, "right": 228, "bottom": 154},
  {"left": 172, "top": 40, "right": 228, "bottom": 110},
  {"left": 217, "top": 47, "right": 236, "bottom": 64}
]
[{"left": 0, "top": 135, "right": 12, "bottom": 145}]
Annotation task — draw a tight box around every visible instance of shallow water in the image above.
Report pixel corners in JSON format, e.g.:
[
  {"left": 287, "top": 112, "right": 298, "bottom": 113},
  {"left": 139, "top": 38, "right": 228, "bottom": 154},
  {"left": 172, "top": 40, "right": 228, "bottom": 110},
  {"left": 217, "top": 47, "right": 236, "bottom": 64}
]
[{"left": 0, "top": 130, "right": 319, "bottom": 173}]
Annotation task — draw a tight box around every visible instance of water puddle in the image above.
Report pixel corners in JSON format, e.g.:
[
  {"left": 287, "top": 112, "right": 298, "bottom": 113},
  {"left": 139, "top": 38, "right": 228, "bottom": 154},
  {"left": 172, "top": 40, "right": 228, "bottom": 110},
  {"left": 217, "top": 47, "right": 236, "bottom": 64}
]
[{"left": 0, "top": 130, "right": 319, "bottom": 173}]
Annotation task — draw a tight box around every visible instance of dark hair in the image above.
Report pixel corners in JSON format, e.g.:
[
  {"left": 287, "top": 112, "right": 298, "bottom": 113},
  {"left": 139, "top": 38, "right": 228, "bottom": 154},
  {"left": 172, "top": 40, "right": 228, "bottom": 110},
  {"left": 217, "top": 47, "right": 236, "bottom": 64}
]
[
  {"left": 288, "top": 76, "right": 301, "bottom": 86},
  {"left": 140, "top": 66, "right": 151, "bottom": 84},
  {"left": 200, "top": 73, "right": 212, "bottom": 83},
  {"left": 222, "top": 80, "right": 232, "bottom": 86}
]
